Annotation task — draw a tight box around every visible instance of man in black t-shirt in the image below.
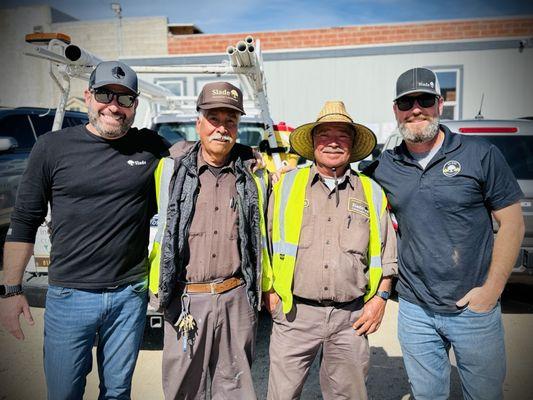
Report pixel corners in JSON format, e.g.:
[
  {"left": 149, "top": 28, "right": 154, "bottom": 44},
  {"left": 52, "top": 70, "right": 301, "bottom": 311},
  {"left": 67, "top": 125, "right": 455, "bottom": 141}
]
[
  {"left": 368, "top": 67, "right": 524, "bottom": 400},
  {"left": 0, "top": 61, "right": 168, "bottom": 399}
]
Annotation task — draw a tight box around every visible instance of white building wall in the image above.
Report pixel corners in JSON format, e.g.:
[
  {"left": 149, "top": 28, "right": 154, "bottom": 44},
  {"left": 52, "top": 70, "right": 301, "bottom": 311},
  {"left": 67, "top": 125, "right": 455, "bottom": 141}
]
[
  {"left": 126, "top": 40, "right": 533, "bottom": 142},
  {"left": 0, "top": 6, "right": 169, "bottom": 109},
  {"left": 262, "top": 44, "right": 533, "bottom": 143},
  {"left": 0, "top": 6, "right": 56, "bottom": 108}
]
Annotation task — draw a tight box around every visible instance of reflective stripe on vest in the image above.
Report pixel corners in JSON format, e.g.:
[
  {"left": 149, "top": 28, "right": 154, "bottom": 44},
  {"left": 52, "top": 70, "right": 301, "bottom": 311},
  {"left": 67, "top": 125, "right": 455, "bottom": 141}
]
[
  {"left": 148, "top": 159, "right": 270, "bottom": 296},
  {"left": 252, "top": 169, "right": 272, "bottom": 293},
  {"left": 271, "top": 167, "right": 386, "bottom": 314},
  {"left": 148, "top": 158, "right": 173, "bottom": 294}
]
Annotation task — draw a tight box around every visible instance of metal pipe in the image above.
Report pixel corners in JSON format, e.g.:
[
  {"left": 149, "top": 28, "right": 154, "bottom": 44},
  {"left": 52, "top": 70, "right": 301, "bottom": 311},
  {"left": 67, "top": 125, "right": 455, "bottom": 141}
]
[
  {"left": 236, "top": 41, "right": 252, "bottom": 66},
  {"left": 226, "top": 45, "right": 239, "bottom": 67},
  {"left": 245, "top": 36, "right": 254, "bottom": 44},
  {"left": 64, "top": 44, "right": 102, "bottom": 67}
]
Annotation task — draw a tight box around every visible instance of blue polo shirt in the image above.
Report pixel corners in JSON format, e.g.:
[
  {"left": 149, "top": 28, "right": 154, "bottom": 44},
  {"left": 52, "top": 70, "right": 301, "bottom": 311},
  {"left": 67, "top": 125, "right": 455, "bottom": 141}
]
[{"left": 369, "top": 125, "right": 523, "bottom": 312}]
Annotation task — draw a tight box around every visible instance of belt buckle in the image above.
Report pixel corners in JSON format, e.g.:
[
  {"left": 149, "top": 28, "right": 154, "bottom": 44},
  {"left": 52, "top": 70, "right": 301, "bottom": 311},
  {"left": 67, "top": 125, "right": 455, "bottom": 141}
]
[
  {"left": 320, "top": 299, "right": 335, "bottom": 307},
  {"left": 210, "top": 282, "right": 216, "bottom": 295}
]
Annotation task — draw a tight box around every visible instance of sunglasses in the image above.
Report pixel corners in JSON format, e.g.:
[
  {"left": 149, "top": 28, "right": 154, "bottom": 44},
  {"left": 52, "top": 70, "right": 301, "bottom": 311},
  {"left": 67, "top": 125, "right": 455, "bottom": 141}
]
[
  {"left": 396, "top": 93, "right": 438, "bottom": 112},
  {"left": 92, "top": 88, "right": 137, "bottom": 108}
]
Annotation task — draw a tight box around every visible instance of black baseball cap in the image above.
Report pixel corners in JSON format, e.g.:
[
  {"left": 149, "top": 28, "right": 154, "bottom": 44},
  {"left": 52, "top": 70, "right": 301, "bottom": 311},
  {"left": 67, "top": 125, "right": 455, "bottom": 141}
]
[
  {"left": 196, "top": 82, "right": 245, "bottom": 115},
  {"left": 89, "top": 61, "right": 138, "bottom": 95},
  {"left": 395, "top": 67, "right": 441, "bottom": 100}
]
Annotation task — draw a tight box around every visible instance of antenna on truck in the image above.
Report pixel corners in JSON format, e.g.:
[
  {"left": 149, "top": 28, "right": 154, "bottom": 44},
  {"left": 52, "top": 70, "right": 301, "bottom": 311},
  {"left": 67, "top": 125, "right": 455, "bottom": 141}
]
[{"left": 475, "top": 93, "right": 484, "bottom": 120}]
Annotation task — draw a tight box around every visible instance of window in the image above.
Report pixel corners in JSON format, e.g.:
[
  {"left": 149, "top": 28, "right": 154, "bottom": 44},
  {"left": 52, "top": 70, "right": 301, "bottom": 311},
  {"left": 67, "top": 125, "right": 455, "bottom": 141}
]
[
  {"left": 155, "top": 79, "right": 185, "bottom": 97},
  {"left": 433, "top": 68, "right": 462, "bottom": 120},
  {"left": 0, "top": 114, "right": 35, "bottom": 149}
]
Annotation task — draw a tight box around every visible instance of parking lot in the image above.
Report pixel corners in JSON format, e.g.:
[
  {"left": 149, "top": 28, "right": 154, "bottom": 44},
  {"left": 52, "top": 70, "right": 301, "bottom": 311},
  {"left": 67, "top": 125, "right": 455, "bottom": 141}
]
[{"left": 0, "top": 283, "right": 532, "bottom": 399}]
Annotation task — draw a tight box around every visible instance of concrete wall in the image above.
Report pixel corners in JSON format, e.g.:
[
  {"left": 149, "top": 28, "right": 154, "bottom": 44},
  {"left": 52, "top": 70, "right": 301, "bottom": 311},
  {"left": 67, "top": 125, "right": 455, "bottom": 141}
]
[
  {"left": 0, "top": 6, "right": 168, "bottom": 109},
  {"left": 0, "top": 6, "right": 56, "bottom": 108}
]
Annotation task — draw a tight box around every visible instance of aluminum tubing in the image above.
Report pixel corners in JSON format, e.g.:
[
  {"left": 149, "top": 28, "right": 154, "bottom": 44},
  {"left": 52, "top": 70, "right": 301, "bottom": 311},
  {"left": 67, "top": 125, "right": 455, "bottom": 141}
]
[
  {"left": 247, "top": 43, "right": 256, "bottom": 66},
  {"left": 236, "top": 41, "right": 252, "bottom": 67},
  {"left": 245, "top": 36, "right": 254, "bottom": 44},
  {"left": 226, "top": 45, "right": 239, "bottom": 67},
  {"left": 64, "top": 44, "right": 102, "bottom": 67}
]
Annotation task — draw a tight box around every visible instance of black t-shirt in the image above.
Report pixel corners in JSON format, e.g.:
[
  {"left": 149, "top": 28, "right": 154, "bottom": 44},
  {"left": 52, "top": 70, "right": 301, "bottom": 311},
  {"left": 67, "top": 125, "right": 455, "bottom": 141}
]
[
  {"left": 7, "top": 124, "right": 169, "bottom": 288},
  {"left": 369, "top": 125, "right": 523, "bottom": 312}
]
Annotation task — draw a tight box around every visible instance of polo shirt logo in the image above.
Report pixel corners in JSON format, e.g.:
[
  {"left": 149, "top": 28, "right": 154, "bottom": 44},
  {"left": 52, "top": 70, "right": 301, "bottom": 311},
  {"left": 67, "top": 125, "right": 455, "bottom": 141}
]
[
  {"left": 304, "top": 199, "right": 310, "bottom": 208},
  {"left": 443, "top": 160, "right": 461, "bottom": 177}
]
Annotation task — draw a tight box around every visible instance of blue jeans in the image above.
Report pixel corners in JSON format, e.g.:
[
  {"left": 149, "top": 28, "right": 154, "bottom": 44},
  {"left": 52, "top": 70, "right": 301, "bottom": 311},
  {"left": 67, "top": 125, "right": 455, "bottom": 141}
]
[
  {"left": 44, "top": 279, "right": 148, "bottom": 400},
  {"left": 398, "top": 297, "right": 505, "bottom": 400}
]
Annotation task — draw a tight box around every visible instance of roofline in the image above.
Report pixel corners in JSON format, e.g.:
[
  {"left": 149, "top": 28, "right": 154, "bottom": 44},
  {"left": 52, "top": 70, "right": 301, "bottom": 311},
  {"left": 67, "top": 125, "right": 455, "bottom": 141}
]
[{"left": 170, "top": 14, "right": 533, "bottom": 38}]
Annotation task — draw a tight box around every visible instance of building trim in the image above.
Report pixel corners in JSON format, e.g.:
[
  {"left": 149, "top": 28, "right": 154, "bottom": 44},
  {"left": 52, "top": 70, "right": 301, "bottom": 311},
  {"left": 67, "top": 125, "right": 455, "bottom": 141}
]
[{"left": 123, "top": 38, "right": 527, "bottom": 66}]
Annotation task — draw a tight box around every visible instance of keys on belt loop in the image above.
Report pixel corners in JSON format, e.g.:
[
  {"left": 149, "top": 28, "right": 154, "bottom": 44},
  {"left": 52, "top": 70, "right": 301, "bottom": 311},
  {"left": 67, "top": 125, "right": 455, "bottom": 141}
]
[{"left": 174, "top": 293, "right": 197, "bottom": 353}]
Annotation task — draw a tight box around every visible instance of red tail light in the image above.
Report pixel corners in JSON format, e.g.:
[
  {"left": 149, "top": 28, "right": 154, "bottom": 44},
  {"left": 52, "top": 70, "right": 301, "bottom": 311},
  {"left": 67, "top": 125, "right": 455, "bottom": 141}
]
[{"left": 459, "top": 127, "right": 518, "bottom": 133}]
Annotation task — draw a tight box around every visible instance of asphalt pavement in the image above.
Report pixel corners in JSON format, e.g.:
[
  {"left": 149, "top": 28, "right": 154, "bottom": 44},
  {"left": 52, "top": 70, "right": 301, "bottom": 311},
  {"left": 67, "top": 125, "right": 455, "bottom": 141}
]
[{"left": 1, "top": 284, "right": 533, "bottom": 399}]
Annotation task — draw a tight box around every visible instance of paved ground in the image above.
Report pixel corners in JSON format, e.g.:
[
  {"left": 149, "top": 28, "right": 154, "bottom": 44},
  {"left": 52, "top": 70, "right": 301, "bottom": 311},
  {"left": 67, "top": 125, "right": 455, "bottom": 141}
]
[{"left": 1, "top": 284, "right": 532, "bottom": 399}]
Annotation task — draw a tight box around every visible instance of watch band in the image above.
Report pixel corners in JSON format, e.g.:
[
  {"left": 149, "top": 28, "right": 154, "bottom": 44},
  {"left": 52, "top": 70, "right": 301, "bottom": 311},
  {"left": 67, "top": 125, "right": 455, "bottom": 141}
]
[
  {"left": 376, "top": 290, "right": 390, "bottom": 301},
  {"left": 0, "top": 284, "right": 24, "bottom": 298}
]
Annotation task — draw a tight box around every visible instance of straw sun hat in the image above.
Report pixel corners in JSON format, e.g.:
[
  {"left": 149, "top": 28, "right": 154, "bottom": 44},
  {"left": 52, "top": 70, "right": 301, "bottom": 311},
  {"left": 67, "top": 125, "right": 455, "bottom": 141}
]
[{"left": 289, "top": 101, "right": 377, "bottom": 163}]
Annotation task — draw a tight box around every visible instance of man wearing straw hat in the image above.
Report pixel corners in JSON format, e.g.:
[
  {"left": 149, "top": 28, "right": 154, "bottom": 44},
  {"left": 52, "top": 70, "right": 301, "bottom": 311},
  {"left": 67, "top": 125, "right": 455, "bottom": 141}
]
[{"left": 263, "top": 100, "right": 397, "bottom": 399}]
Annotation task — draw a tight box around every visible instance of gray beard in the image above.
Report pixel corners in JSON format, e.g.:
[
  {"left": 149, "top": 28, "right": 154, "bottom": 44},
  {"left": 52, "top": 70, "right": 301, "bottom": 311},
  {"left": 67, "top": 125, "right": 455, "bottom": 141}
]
[
  {"left": 88, "top": 107, "right": 134, "bottom": 139},
  {"left": 398, "top": 117, "right": 440, "bottom": 144}
]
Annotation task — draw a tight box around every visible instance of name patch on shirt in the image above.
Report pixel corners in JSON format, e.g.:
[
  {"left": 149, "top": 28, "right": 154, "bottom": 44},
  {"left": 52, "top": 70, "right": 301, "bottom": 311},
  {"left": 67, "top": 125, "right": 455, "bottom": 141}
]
[{"left": 348, "top": 198, "right": 369, "bottom": 218}]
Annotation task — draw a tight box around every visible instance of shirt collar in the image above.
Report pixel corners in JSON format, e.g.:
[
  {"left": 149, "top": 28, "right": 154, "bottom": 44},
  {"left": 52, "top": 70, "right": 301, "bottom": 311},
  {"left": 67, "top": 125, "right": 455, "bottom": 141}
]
[
  {"left": 197, "top": 149, "right": 236, "bottom": 175},
  {"left": 310, "top": 164, "right": 357, "bottom": 190}
]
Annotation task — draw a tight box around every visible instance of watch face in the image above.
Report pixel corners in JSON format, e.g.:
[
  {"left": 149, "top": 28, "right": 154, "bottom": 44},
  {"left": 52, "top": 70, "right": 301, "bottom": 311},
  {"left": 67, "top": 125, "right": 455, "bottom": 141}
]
[
  {"left": 378, "top": 291, "right": 390, "bottom": 300},
  {"left": 0, "top": 285, "right": 5, "bottom": 296}
]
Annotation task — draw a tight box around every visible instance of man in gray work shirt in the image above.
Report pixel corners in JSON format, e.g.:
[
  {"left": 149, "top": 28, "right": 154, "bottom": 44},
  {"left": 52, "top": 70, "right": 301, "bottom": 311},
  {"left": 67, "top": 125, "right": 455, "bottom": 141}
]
[{"left": 368, "top": 67, "right": 524, "bottom": 400}]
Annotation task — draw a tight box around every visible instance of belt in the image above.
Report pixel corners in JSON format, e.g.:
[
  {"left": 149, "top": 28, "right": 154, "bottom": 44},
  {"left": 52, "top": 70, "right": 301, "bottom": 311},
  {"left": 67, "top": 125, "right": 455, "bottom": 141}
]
[
  {"left": 293, "top": 295, "right": 361, "bottom": 308},
  {"left": 182, "top": 277, "right": 244, "bottom": 295}
]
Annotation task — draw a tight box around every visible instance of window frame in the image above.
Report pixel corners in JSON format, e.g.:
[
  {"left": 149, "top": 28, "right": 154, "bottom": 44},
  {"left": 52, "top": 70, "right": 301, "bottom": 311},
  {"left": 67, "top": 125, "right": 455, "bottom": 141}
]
[{"left": 427, "top": 65, "right": 463, "bottom": 120}]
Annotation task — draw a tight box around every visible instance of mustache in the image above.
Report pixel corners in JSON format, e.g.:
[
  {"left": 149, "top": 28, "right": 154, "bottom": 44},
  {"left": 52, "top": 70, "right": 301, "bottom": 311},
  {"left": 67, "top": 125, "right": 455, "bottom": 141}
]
[
  {"left": 322, "top": 147, "right": 345, "bottom": 154},
  {"left": 209, "top": 132, "right": 234, "bottom": 143}
]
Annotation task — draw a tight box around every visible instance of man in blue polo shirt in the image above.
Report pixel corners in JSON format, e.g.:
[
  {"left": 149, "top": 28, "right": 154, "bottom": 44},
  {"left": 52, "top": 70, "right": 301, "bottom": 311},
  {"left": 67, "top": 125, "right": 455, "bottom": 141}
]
[{"left": 367, "top": 67, "right": 524, "bottom": 400}]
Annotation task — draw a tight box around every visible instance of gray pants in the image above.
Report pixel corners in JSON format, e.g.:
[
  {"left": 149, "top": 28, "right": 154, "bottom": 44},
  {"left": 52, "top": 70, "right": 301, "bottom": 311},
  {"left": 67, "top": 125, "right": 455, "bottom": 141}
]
[
  {"left": 163, "top": 284, "right": 258, "bottom": 400},
  {"left": 267, "top": 298, "right": 369, "bottom": 400}
]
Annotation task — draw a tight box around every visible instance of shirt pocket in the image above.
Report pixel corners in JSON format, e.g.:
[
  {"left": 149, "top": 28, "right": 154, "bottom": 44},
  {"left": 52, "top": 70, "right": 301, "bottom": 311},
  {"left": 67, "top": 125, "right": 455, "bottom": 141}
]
[
  {"left": 297, "top": 223, "right": 314, "bottom": 249},
  {"left": 430, "top": 177, "right": 483, "bottom": 212},
  {"left": 339, "top": 215, "right": 370, "bottom": 255},
  {"left": 188, "top": 199, "right": 208, "bottom": 236}
]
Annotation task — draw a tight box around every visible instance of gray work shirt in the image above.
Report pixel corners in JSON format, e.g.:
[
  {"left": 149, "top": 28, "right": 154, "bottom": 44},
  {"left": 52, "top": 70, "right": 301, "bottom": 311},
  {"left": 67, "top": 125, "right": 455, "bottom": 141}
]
[{"left": 368, "top": 125, "right": 523, "bottom": 312}]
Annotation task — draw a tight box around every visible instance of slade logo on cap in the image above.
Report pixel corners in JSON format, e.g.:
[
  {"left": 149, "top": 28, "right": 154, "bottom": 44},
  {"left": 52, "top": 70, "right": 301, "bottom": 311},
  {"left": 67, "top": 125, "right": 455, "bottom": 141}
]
[{"left": 211, "top": 89, "right": 240, "bottom": 100}]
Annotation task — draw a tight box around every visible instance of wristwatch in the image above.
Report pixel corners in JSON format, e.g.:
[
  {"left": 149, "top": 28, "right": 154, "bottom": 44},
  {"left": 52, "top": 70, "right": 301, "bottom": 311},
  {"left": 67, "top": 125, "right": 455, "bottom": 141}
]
[
  {"left": 376, "top": 290, "right": 390, "bottom": 301},
  {"left": 0, "top": 284, "right": 24, "bottom": 298}
]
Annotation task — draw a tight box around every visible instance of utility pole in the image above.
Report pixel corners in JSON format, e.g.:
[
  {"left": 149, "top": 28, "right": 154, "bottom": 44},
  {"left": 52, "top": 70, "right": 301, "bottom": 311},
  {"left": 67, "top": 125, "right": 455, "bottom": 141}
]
[{"left": 110, "top": 2, "right": 123, "bottom": 57}]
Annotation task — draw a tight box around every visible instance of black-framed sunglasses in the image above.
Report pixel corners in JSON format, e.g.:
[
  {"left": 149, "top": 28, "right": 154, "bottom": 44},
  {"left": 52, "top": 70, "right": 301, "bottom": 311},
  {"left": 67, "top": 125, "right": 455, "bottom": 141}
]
[
  {"left": 396, "top": 93, "right": 438, "bottom": 112},
  {"left": 92, "top": 88, "right": 137, "bottom": 108}
]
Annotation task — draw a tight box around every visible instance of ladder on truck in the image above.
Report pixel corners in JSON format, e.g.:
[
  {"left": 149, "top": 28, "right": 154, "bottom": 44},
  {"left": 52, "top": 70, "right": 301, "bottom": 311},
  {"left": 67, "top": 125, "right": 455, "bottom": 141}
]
[
  {"left": 23, "top": 32, "right": 282, "bottom": 275},
  {"left": 24, "top": 33, "right": 283, "bottom": 168}
]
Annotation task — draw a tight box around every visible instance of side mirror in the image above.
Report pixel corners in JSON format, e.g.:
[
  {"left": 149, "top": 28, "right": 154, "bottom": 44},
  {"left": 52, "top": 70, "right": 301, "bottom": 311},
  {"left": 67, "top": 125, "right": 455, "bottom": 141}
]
[{"left": 0, "top": 136, "right": 18, "bottom": 152}]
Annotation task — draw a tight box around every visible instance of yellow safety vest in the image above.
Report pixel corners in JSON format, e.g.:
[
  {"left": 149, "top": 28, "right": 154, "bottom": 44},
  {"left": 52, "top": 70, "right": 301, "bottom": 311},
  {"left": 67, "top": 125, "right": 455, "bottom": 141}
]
[
  {"left": 148, "top": 158, "right": 270, "bottom": 296},
  {"left": 269, "top": 167, "right": 387, "bottom": 314}
]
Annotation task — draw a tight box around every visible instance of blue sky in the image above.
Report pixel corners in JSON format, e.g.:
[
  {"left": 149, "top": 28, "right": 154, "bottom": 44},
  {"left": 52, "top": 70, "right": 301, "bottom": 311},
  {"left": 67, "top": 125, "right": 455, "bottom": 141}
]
[{"left": 3, "top": 0, "right": 533, "bottom": 33}]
